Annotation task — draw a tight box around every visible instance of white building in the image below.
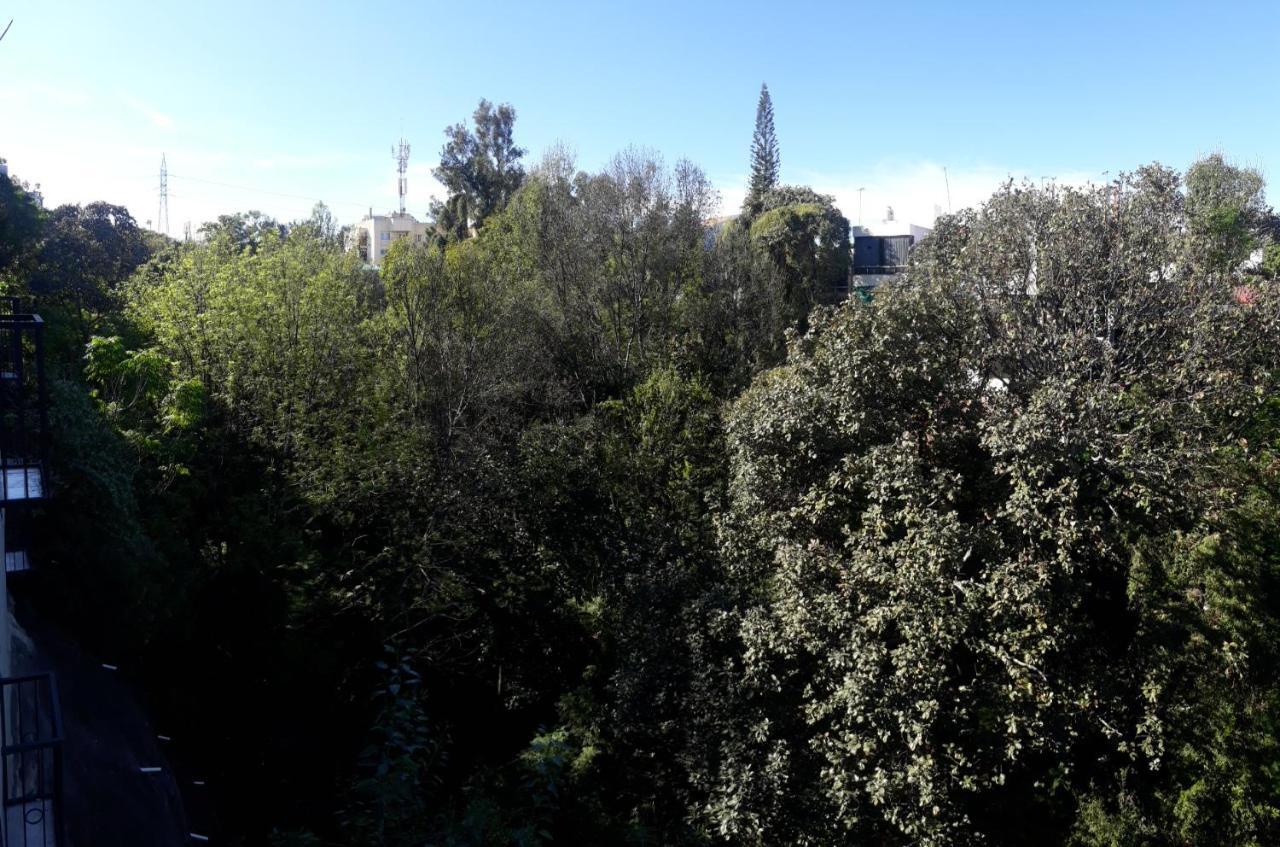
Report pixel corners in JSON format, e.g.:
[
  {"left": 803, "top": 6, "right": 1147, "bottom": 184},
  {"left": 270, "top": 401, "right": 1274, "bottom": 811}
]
[
  {"left": 346, "top": 211, "right": 433, "bottom": 267},
  {"left": 849, "top": 209, "right": 932, "bottom": 292}
]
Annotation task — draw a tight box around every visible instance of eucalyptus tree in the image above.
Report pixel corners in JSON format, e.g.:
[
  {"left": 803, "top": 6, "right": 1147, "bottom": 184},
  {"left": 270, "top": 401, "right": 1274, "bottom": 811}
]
[{"left": 433, "top": 99, "right": 527, "bottom": 234}]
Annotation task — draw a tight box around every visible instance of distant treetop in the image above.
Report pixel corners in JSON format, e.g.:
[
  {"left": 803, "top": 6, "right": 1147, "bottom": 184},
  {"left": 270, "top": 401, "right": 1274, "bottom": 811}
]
[{"left": 744, "top": 83, "right": 780, "bottom": 218}]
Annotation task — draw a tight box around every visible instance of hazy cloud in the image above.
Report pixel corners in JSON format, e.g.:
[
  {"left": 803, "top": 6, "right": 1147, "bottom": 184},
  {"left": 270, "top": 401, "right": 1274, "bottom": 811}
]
[
  {"left": 120, "top": 94, "right": 175, "bottom": 131},
  {"left": 251, "top": 152, "right": 356, "bottom": 170},
  {"left": 715, "top": 160, "right": 1107, "bottom": 225}
]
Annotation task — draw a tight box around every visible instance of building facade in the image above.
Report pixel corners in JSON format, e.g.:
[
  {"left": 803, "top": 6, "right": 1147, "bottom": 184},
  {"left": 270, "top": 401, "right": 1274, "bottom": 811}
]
[
  {"left": 345, "top": 211, "right": 433, "bottom": 267},
  {"left": 849, "top": 217, "right": 933, "bottom": 293}
]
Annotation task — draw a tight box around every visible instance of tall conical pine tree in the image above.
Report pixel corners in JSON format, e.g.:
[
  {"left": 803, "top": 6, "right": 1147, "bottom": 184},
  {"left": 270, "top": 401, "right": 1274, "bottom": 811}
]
[{"left": 745, "top": 83, "right": 780, "bottom": 217}]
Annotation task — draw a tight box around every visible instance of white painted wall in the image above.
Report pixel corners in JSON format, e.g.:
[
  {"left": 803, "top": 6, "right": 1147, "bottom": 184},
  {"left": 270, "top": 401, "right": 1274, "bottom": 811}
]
[
  {"left": 851, "top": 221, "right": 932, "bottom": 240},
  {"left": 346, "top": 213, "right": 433, "bottom": 267}
]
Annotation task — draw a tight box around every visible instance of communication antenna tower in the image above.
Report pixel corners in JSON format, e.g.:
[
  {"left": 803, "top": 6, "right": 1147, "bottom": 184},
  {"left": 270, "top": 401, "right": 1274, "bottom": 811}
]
[
  {"left": 158, "top": 153, "right": 169, "bottom": 235},
  {"left": 392, "top": 138, "right": 410, "bottom": 215}
]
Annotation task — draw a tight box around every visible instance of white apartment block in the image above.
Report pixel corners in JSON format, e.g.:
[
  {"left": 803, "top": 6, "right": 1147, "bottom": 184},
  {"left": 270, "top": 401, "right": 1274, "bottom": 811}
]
[{"left": 346, "top": 211, "right": 433, "bottom": 267}]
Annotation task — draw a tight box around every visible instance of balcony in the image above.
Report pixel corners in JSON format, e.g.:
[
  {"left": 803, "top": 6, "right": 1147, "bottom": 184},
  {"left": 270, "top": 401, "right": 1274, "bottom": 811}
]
[
  {"left": 0, "top": 303, "right": 46, "bottom": 507},
  {"left": 5, "top": 511, "right": 32, "bottom": 576},
  {"left": 0, "top": 673, "right": 63, "bottom": 847},
  {"left": 852, "top": 234, "right": 914, "bottom": 276}
]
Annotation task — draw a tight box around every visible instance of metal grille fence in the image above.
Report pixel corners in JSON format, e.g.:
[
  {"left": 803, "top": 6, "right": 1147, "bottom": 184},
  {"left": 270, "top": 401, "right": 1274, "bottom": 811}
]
[
  {"left": 0, "top": 674, "right": 63, "bottom": 847},
  {"left": 0, "top": 301, "right": 45, "bottom": 505}
]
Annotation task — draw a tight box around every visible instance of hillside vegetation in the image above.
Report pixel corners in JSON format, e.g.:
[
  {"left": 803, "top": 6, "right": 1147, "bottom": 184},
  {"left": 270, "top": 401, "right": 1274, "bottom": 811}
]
[{"left": 3, "top": 133, "right": 1280, "bottom": 845}]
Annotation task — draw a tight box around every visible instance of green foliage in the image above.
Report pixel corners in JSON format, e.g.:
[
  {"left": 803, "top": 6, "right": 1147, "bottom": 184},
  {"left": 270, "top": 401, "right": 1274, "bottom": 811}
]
[
  {"left": 197, "top": 210, "right": 287, "bottom": 253},
  {"left": 678, "top": 217, "right": 792, "bottom": 392},
  {"left": 433, "top": 99, "right": 527, "bottom": 234},
  {"left": 0, "top": 167, "right": 42, "bottom": 282},
  {"left": 34, "top": 138, "right": 1280, "bottom": 847},
  {"left": 341, "top": 646, "right": 439, "bottom": 847},
  {"left": 1185, "top": 153, "right": 1267, "bottom": 272},
  {"left": 128, "top": 223, "right": 374, "bottom": 470},
  {"left": 707, "top": 170, "right": 1280, "bottom": 845},
  {"left": 1260, "top": 241, "right": 1280, "bottom": 280},
  {"left": 748, "top": 185, "right": 851, "bottom": 311},
  {"left": 292, "top": 202, "right": 343, "bottom": 249},
  {"left": 744, "top": 83, "right": 780, "bottom": 218},
  {"left": 267, "top": 831, "right": 324, "bottom": 847},
  {"left": 35, "top": 377, "right": 161, "bottom": 652},
  {"left": 1068, "top": 791, "right": 1157, "bottom": 846},
  {"left": 31, "top": 202, "right": 151, "bottom": 342},
  {"left": 83, "top": 335, "right": 205, "bottom": 480},
  {"left": 476, "top": 147, "right": 722, "bottom": 399},
  {"left": 111, "top": 156, "right": 746, "bottom": 841}
]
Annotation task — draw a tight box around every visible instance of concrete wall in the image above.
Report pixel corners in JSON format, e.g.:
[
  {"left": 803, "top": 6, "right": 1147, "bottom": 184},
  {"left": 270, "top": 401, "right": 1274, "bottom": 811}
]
[{"left": 347, "top": 213, "right": 433, "bottom": 267}]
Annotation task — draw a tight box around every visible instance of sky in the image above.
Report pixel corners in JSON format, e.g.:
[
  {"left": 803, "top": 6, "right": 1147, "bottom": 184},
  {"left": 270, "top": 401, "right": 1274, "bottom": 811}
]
[{"left": 1, "top": 0, "right": 1278, "bottom": 234}]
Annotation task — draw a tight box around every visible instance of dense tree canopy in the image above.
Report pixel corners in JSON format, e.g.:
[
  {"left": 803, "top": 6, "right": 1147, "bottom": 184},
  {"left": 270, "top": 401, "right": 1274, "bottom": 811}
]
[
  {"left": 0, "top": 162, "right": 43, "bottom": 281},
  {"left": 4, "top": 115, "right": 1280, "bottom": 847},
  {"left": 748, "top": 184, "right": 850, "bottom": 316},
  {"left": 709, "top": 168, "right": 1280, "bottom": 844},
  {"left": 30, "top": 202, "right": 151, "bottom": 341},
  {"left": 1185, "top": 153, "right": 1267, "bottom": 272}
]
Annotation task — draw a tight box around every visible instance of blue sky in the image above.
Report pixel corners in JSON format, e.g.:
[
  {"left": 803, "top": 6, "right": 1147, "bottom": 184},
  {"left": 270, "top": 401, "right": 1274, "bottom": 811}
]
[{"left": 1, "top": 0, "right": 1276, "bottom": 233}]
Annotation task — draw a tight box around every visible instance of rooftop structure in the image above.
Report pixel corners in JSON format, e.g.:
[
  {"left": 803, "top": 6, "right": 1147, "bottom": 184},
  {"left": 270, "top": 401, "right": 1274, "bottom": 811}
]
[
  {"left": 848, "top": 209, "right": 932, "bottom": 293},
  {"left": 345, "top": 211, "right": 433, "bottom": 267},
  {"left": 346, "top": 139, "right": 434, "bottom": 268}
]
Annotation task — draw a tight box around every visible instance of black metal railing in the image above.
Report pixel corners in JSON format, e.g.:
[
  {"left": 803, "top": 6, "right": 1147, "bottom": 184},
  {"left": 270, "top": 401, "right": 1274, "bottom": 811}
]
[
  {"left": 852, "top": 234, "right": 914, "bottom": 277},
  {"left": 0, "top": 673, "right": 63, "bottom": 847},
  {"left": 0, "top": 303, "right": 46, "bottom": 505},
  {"left": 3, "top": 510, "right": 31, "bottom": 576},
  {"left": 850, "top": 264, "right": 908, "bottom": 275}
]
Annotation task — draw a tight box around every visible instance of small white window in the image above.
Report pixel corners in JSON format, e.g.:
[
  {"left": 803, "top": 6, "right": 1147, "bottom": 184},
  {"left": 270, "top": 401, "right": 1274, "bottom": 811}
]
[{"left": 380, "top": 232, "right": 390, "bottom": 241}]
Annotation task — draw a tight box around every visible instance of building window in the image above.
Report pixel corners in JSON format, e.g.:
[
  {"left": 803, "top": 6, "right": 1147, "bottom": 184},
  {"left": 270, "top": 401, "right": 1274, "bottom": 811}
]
[
  {"left": 380, "top": 232, "right": 391, "bottom": 241},
  {"left": 853, "top": 235, "right": 914, "bottom": 274}
]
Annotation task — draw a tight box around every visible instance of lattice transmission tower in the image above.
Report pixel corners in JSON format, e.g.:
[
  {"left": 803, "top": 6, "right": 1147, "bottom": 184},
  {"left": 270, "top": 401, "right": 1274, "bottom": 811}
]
[{"left": 157, "top": 153, "right": 169, "bottom": 235}]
